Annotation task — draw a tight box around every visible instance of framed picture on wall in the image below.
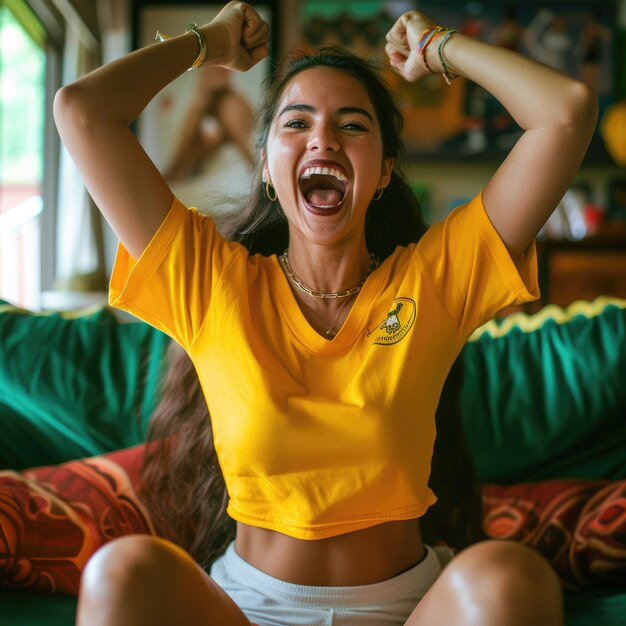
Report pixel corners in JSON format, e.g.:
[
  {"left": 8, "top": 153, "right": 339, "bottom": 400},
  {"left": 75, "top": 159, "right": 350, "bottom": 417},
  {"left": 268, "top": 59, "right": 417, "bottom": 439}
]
[
  {"left": 132, "top": 1, "right": 276, "bottom": 213},
  {"left": 299, "top": 0, "right": 618, "bottom": 162}
]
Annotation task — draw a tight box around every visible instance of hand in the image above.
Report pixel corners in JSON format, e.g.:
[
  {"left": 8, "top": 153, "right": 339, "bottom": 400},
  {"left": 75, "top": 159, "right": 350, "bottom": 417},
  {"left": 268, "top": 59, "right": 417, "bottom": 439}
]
[
  {"left": 207, "top": 2, "right": 270, "bottom": 72},
  {"left": 385, "top": 11, "right": 439, "bottom": 82}
]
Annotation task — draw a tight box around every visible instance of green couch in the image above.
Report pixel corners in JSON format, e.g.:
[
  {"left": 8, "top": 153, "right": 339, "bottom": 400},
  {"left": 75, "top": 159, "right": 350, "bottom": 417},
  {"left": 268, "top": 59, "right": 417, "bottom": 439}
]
[{"left": 1, "top": 297, "right": 625, "bottom": 625}]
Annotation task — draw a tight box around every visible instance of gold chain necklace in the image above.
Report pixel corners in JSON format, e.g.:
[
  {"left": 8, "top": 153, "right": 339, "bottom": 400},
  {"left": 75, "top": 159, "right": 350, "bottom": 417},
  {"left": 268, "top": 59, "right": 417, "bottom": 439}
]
[{"left": 279, "top": 250, "right": 379, "bottom": 299}]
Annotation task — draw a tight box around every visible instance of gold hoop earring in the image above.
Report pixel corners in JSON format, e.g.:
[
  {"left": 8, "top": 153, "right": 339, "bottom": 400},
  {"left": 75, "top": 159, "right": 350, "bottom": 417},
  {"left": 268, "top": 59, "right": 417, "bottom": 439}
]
[
  {"left": 265, "top": 179, "right": 277, "bottom": 202},
  {"left": 373, "top": 187, "right": 384, "bottom": 201}
]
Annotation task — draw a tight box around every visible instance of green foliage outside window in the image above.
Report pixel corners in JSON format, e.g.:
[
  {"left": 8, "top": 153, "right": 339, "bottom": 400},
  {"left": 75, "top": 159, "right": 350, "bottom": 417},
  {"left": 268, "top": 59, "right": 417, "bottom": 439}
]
[{"left": 0, "top": 4, "right": 45, "bottom": 185}]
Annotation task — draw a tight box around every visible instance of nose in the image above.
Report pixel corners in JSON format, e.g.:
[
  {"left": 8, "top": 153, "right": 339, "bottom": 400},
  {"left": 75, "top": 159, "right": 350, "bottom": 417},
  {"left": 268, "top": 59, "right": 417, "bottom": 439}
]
[{"left": 307, "top": 123, "right": 340, "bottom": 152}]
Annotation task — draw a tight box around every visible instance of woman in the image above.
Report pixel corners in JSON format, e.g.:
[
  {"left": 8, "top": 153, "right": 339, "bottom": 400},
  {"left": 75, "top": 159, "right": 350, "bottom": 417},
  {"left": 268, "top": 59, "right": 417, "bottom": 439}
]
[{"left": 53, "top": 2, "right": 597, "bottom": 625}]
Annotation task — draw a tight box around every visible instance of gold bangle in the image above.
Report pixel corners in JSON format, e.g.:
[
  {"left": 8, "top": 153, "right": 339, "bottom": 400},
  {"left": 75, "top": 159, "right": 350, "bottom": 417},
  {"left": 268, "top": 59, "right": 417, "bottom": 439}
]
[
  {"left": 154, "top": 21, "right": 207, "bottom": 72},
  {"left": 185, "top": 22, "right": 207, "bottom": 71}
]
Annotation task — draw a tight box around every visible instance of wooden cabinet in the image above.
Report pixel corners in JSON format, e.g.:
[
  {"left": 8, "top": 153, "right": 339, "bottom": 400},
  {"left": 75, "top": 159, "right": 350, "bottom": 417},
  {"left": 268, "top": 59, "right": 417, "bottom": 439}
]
[{"left": 537, "top": 222, "right": 626, "bottom": 307}]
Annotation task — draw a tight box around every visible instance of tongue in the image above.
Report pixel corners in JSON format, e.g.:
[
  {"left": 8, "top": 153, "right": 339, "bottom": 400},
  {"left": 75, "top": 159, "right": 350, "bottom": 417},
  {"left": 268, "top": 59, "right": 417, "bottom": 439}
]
[{"left": 307, "top": 188, "right": 342, "bottom": 207}]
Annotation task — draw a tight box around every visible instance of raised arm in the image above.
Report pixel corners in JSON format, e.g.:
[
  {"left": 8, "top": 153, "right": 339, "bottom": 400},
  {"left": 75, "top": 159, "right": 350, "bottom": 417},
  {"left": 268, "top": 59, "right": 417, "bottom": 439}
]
[
  {"left": 53, "top": 1, "right": 269, "bottom": 259},
  {"left": 386, "top": 12, "right": 598, "bottom": 261}
]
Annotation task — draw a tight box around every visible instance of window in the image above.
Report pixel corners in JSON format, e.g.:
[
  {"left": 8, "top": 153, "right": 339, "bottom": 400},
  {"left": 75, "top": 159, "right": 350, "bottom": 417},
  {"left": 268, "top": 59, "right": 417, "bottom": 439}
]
[{"left": 0, "top": 1, "right": 46, "bottom": 309}]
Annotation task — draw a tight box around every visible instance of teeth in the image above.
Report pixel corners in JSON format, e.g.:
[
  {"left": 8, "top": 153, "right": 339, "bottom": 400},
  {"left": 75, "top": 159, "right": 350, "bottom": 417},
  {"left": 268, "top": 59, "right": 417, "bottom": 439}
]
[{"left": 300, "top": 166, "right": 348, "bottom": 183}]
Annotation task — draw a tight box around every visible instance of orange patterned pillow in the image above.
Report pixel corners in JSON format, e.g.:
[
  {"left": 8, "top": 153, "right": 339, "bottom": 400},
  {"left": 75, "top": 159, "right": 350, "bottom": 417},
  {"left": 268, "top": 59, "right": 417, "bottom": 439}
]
[{"left": 0, "top": 445, "right": 154, "bottom": 595}]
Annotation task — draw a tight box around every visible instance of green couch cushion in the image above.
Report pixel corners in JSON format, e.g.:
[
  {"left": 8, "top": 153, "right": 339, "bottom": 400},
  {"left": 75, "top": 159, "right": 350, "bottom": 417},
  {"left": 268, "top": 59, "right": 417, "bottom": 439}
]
[
  {"left": 0, "top": 594, "right": 76, "bottom": 626},
  {"left": 462, "top": 297, "right": 626, "bottom": 484},
  {"left": 564, "top": 589, "right": 626, "bottom": 626},
  {"left": 0, "top": 301, "right": 170, "bottom": 469}
]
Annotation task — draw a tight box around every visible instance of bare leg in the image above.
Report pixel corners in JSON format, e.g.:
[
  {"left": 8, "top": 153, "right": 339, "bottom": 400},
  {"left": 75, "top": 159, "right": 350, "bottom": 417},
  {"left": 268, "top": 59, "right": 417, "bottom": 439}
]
[
  {"left": 76, "top": 535, "right": 251, "bottom": 626},
  {"left": 405, "top": 540, "right": 563, "bottom": 626}
]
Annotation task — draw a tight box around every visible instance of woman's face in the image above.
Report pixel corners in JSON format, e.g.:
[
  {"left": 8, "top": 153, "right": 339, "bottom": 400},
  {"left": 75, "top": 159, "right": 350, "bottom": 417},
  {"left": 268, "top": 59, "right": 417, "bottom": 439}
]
[{"left": 264, "top": 66, "right": 393, "bottom": 248}]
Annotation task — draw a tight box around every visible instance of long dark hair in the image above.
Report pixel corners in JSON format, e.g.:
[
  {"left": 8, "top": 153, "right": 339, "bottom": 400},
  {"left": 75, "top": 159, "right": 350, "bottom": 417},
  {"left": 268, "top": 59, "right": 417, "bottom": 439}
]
[{"left": 140, "top": 47, "right": 483, "bottom": 569}]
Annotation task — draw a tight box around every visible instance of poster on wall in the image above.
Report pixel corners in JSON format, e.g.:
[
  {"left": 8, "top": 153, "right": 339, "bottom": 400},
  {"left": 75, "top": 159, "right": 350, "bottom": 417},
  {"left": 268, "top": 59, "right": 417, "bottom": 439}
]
[
  {"left": 134, "top": 3, "right": 274, "bottom": 213},
  {"left": 300, "top": 0, "right": 617, "bottom": 162}
]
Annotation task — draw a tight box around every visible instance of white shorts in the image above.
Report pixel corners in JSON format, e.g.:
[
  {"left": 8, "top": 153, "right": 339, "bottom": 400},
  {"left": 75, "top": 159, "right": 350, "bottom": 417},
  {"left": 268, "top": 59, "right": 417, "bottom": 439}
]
[{"left": 209, "top": 542, "right": 454, "bottom": 626}]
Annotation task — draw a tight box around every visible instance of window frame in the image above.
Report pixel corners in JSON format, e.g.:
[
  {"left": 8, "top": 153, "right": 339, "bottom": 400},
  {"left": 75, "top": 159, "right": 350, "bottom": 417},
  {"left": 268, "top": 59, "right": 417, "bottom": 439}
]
[{"left": 27, "top": 0, "right": 64, "bottom": 295}]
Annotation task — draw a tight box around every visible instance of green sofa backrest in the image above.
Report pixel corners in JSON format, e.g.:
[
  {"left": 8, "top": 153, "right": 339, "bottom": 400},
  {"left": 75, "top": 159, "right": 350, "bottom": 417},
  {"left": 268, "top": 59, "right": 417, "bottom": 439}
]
[
  {"left": 1, "top": 297, "right": 625, "bottom": 482},
  {"left": 461, "top": 297, "right": 626, "bottom": 483},
  {"left": 0, "top": 301, "right": 170, "bottom": 469}
]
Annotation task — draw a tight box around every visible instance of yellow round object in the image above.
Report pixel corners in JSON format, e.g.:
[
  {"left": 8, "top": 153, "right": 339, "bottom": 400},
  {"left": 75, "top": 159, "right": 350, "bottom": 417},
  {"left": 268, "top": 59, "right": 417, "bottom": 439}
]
[{"left": 601, "top": 100, "right": 626, "bottom": 167}]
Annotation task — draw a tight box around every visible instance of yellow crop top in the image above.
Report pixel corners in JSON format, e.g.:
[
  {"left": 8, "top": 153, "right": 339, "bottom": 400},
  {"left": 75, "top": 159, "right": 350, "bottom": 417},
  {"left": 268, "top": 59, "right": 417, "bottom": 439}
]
[{"left": 110, "top": 192, "right": 539, "bottom": 540}]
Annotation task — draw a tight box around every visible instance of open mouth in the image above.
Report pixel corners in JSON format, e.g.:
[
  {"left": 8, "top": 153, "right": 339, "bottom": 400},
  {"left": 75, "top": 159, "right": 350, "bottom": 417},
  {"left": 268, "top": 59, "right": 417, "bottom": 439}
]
[{"left": 299, "top": 165, "right": 348, "bottom": 213}]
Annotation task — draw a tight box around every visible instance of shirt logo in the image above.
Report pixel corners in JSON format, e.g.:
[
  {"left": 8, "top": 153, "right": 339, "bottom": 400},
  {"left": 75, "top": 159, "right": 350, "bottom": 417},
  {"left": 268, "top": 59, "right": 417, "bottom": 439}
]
[{"left": 367, "top": 297, "right": 416, "bottom": 345}]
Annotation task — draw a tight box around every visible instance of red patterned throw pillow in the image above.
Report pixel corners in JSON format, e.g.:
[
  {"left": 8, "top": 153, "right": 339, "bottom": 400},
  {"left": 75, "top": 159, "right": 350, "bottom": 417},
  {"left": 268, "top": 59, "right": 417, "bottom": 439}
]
[
  {"left": 483, "top": 479, "right": 626, "bottom": 589},
  {"left": 0, "top": 445, "right": 155, "bottom": 594},
  {"left": 575, "top": 481, "right": 626, "bottom": 586},
  {"left": 2, "top": 447, "right": 625, "bottom": 596}
]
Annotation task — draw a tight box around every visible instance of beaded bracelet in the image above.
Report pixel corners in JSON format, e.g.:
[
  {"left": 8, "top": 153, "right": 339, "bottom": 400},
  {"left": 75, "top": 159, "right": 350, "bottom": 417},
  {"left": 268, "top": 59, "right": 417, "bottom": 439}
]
[
  {"left": 417, "top": 25, "right": 459, "bottom": 85},
  {"left": 418, "top": 26, "right": 445, "bottom": 74},
  {"left": 155, "top": 22, "right": 207, "bottom": 71},
  {"left": 417, "top": 25, "right": 444, "bottom": 49}
]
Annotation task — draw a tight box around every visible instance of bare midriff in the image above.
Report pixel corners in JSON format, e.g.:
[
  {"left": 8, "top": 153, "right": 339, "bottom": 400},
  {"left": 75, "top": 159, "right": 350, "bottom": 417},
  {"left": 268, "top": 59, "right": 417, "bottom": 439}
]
[{"left": 234, "top": 519, "right": 425, "bottom": 586}]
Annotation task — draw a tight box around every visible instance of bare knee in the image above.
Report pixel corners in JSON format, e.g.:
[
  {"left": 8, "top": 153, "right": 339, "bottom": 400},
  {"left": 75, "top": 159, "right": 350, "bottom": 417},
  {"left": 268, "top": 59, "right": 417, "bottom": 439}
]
[
  {"left": 78, "top": 535, "right": 200, "bottom": 623},
  {"left": 81, "top": 535, "right": 191, "bottom": 596},
  {"left": 442, "top": 540, "right": 563, "bottom": 626},
  {"left": 76, "top": 535, "right": 250, "bottom": 626},
  {"left": 78, "top": 535, "right": 250, "bottom": 626}
]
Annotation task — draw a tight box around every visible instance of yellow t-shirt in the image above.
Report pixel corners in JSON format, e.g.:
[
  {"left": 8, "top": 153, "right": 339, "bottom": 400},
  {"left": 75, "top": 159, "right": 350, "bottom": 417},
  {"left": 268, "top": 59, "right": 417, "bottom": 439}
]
[{"left": 110, "top": 192, "right": 539, "bottom": 540}]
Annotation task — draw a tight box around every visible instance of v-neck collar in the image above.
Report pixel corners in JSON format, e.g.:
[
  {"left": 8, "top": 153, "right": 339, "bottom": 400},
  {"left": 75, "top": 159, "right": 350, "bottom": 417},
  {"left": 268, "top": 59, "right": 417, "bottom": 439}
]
[{"left": 269, "top": 253, "right": 391, "bottom": 353}]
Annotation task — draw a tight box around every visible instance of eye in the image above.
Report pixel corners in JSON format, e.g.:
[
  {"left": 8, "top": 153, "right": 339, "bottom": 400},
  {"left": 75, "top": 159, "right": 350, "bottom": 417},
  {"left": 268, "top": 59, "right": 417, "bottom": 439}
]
[
  {"left": 284, "top": 119, "right": 307, "bottom": 129},
  {"left": 341, "top": 122, "right": 367, "bottom": 132}
]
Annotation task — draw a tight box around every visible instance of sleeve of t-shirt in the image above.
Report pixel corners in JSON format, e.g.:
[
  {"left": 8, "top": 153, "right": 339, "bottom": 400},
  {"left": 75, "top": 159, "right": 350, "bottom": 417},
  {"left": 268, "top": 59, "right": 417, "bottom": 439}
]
[
  {"left": 109, "top": 196, "right": 246, "bottom": 349},
  {"left": 415, "top": 191, "right": 540, "bottom": 345}
]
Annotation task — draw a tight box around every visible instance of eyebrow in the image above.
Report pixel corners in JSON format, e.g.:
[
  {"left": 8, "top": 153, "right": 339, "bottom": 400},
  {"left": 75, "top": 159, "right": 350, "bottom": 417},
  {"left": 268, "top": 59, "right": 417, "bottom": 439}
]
[{"left": 278, "top": 103, "right": 374, "bottom": 121}]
